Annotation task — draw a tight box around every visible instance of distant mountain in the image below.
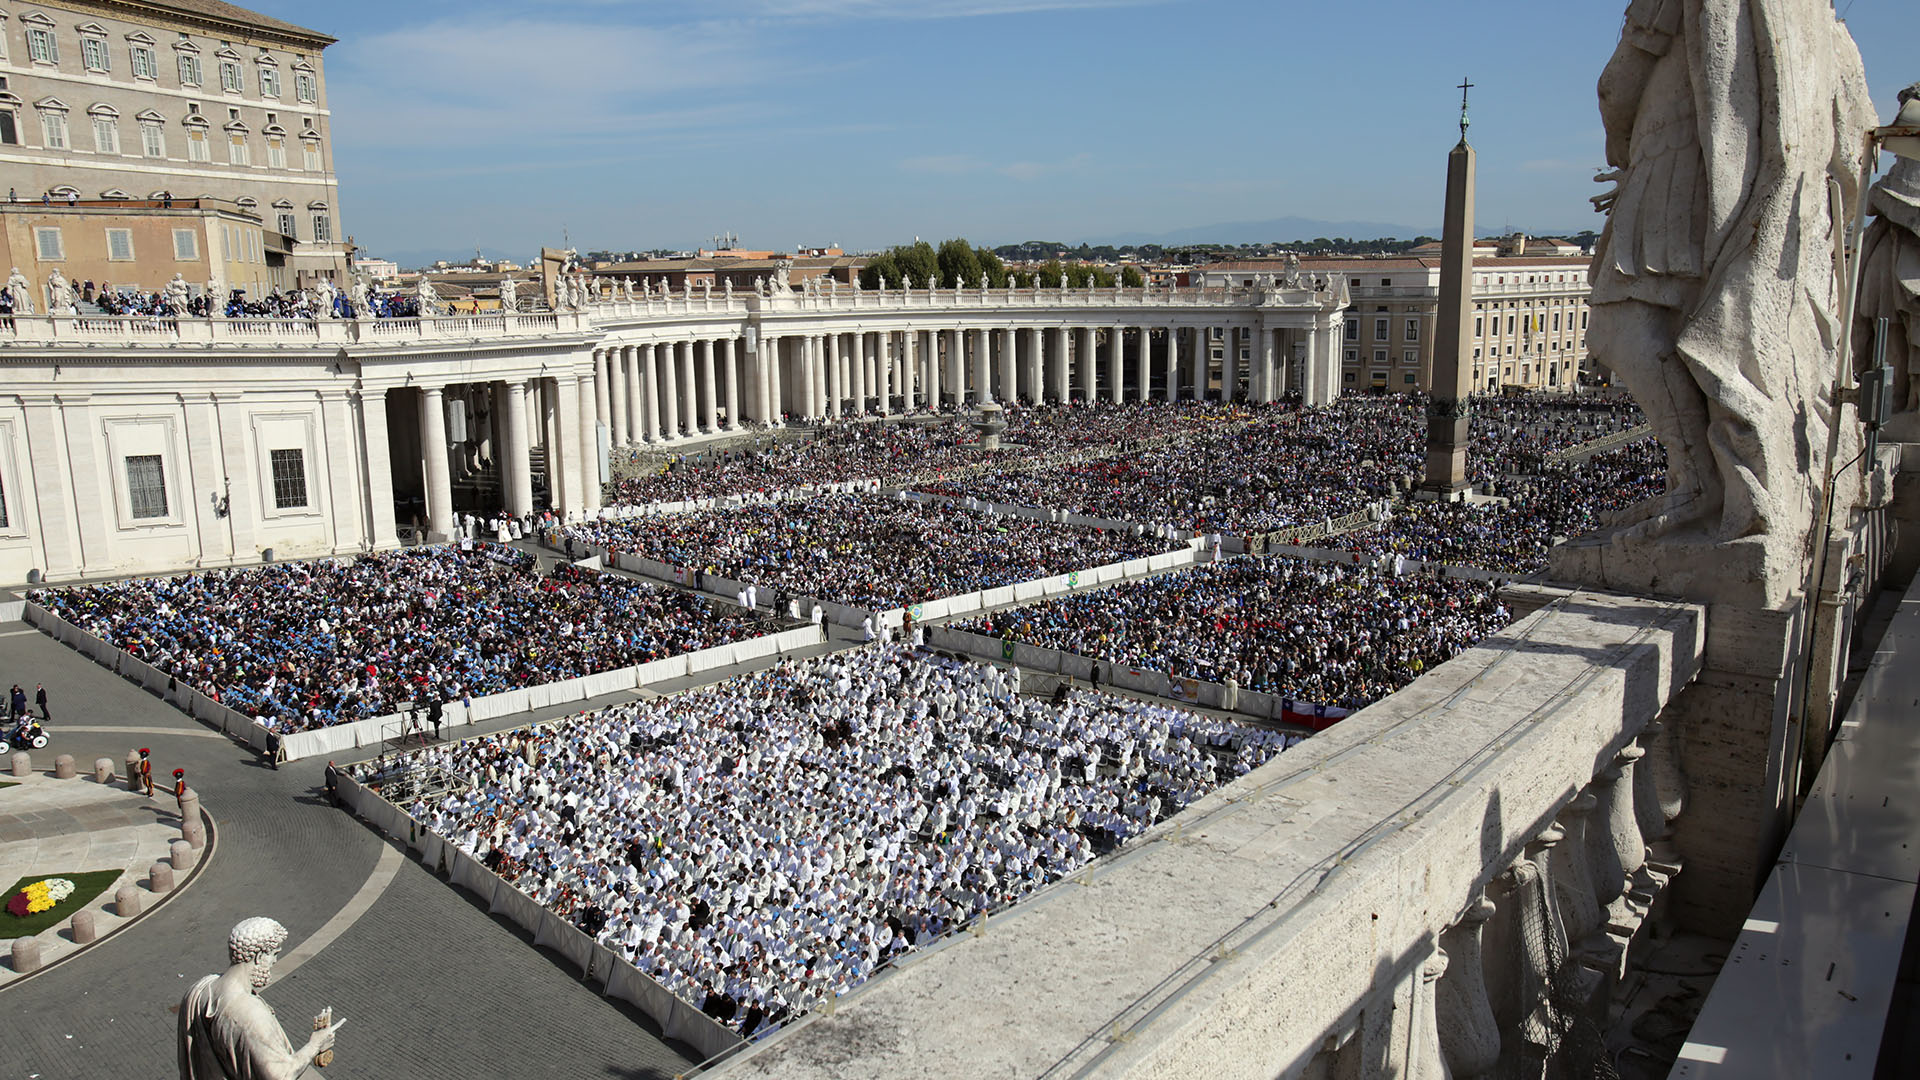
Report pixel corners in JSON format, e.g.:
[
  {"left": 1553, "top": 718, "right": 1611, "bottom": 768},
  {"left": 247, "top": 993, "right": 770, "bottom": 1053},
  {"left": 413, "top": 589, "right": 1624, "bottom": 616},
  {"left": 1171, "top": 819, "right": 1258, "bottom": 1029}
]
[
  {"left": 1080, "top": 217, "right": 1438, "bottom": 247},
  {"left": 1065, "top": 217, "right": 1588, "bottom": 248}
]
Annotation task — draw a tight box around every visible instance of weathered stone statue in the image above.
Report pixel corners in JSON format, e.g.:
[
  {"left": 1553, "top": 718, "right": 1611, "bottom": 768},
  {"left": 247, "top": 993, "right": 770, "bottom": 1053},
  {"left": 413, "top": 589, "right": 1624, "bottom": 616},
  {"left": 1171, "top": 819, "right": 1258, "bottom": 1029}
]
[
  {"left": 1855, "top": 82, "right": 1920, "bottom": 442},
  {"left": 771, "top": 259, "right": 793, "bottom": 293},
  {"left": 6, "top": 266, "right": 34, "bottom": 314},
  {"left": 165, "top": 274, "right": 192, "bottom": 316},
  {"left": 415, "top": 275, "right": 440, "bottom": 316},
  {"left": 1558, "top": 0, "right": 1874, "bottom": 608},
  {"left": 313, "top": 278, "right": 336, "bottom": 318},
  {"left": 348, "top": 275, "right": 370, "bottom": 319},
  {"left": 178, "top": 917, "right": 344, "bottom": 1079},
  {"left": 498, "top": 274, "right": 518, "bottom": 313},
  {"left": 46, "top": 269, "right": 74, "bottom": 315},
  {"left": 206, "top": 277, "right": 222, "bottom": 316}
]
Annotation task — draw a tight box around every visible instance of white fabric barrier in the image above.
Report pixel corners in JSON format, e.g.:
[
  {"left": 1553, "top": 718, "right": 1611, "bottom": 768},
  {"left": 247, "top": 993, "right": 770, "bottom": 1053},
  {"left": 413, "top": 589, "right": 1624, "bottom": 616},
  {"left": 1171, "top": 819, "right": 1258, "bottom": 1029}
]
[{"left": 0, "top": 599, "right": 24, "bottom": 622}]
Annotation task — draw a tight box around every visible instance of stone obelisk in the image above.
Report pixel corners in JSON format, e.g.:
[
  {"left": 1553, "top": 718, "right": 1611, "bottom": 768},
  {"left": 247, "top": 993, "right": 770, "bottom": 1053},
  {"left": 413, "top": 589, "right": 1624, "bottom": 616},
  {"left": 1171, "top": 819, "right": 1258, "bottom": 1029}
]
[{"left": 1421, "top": 79, "right": 1477, "bottom": 499}]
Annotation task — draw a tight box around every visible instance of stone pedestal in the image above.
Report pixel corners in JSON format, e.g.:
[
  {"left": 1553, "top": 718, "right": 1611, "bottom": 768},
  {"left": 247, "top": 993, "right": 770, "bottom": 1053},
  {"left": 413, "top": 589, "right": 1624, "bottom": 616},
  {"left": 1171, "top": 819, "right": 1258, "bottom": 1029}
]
[
  {"left": 11, "top": 751, "right": 29, "bottom": 777},
  {"left": 123, "top": 750, "right": 140, "bottom": 792},
  {"left": 1653, "top": 601, "right": 1804, "bottom": 938},
  {"left": 170, "top": 839, "right": 197, "bottom": 872},
  {"left": 71, "top": 909, "right": 98, "bottom": 944},
  {"left": 115, "top": 884, "right": 141, "bottom": 917},
  {"left": 11, "top": 936, "right": 41, "bottom": 974},
  {"left": 93, "top": 757, "right": 113, "bottom": 783},
  {"left": 149, "top": 862, "right": 175, "bottom": 894},
  {"left": 53, "top": 754, "right": 74, "bottom": 779}
]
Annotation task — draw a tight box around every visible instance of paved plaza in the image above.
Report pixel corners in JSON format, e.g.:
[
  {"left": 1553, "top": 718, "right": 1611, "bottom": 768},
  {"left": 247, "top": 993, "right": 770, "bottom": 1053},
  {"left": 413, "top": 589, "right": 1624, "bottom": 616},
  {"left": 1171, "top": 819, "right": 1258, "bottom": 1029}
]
[{"left": 0, "top": 620, "right": 704, "bottom": 1079}]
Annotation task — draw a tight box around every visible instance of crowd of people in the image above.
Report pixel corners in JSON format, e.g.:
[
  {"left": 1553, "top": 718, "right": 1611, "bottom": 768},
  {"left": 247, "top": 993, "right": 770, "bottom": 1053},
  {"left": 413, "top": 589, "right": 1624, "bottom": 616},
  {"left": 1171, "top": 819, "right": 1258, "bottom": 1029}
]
[
  {"left": 960, "top": 556, "right": 1510, "bottom": 712},
  {"left": 604, "top": 401, "right": 1266, "bottom": 508},
  {"left": 565, "top": 492, "right": 1178, "bottom": 609},
  {"left": 362, "top": 646, "right": 1295, "bottom": 1035},
  {"left": 30, "top": 545, "right": 771, "bottom": 732}
]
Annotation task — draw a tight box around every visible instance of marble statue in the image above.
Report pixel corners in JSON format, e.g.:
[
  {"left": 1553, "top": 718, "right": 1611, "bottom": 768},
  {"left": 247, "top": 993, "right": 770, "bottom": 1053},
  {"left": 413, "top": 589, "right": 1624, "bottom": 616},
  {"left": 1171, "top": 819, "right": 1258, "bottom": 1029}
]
[
  {"left": 499, "top": 275, "right": 518, "bottom": 314},
  {"left": 1564, "top": 0, "right": 1875, "bottom": 608},
  {"left": 621, "top": 277, "right": 634, "bottom": 301},
  {"left": 755, "top": 276, "right": 767, "bottom": 295},
  {"left": 206, "top": 277, "right": 221, "bottom": 314},
  {"left": 702, "top": 280, "right": 712, "bottom": 299},
  {"left": 1855, "top": 82, "right": 1920, "bottom": 442},
  {"left": 164, "top": 274, "right": 191, "bottom": 316},
  {"left": 8, "top": 266, "right": 37, "bottom": 314},
  {"left": 415, "top": 276, "right": 440, "bottom": 317},
  {"left": 348, "top": 275, "right": 370, "bottom": 319},
  {"left": 178, "top": 917, "right": 344, "bottom": 1080},
  {"left": 46, "top": 269, "right": 74, "bottom": 315},
  {"left": 313, "top": 278, "right": 336, "bottom": 318},
  {"left": 771, "top": 259, "right": 793, "bottom": 293},
  {"left": 978, "top": 274, "right": 990, "bottom": 291},
  {"left": 724, "top": 278, "right": 734, "bottom": 298}
]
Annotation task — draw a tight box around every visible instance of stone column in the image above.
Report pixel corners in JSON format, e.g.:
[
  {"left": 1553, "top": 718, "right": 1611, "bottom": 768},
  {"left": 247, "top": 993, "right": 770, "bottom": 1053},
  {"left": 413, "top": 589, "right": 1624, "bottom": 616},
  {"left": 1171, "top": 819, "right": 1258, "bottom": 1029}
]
[
  {"left": 946, "top": 329, "right": 964, "bottom": 405},
  {"left": 972, "top": 329, "right": 993, "bottom": 404},
  {"left": 848, "top": 332, "right": 867, "bottom": 415},
  {"left": 1437, "top": 896, "right": 1502, "bottom": 1080},
  {"left": 763, "top": 336, "right": 783, "bottom": 425},
  {"left": 576, "top": 373, "right": 601, "bottom": 513},
  {"left": 503, "top": 380, "right": 533, "bottom": 515},
  {"left": 699, "top": 339, "right": 718, "bottom": 433},
  {"left": 815, "top": 336, "right": 831, "bottom": 420},
  {"left": 1301, "top": 323, "right": 1322, "bottom": 407},
  {"left": 1190, "top": 327, "right": 1208, "bottom": 400},
  {"left": 1107, "top": 324, "right": 1124, "bottom": 403},
  {"left": 419, "top": 386, "right": 455, "bottom": 541},
  {"left": 553, "top": 375, "right": 583, "bottom": 516},
  {"left": 657, "top": 343, "right": 677, "bottom": 440},
  {"left": 825, "top": 333, "right": 843, "bottom": 419},
  {"left": 926, "top": 330, "right": 944, "bottom": 407},
  {"left": 903, "top": 330, "right": 919, "bottom": 410},
  {"left": 1024, "top": 327, "right": 1044, "bottom": 405},
  {"left": 1134, "top": 327, "right": 1151, "bottom": 401},
  {"left": 1221, "top": 328, "right": 1240, "bottom": 402},
  {"left": 722, "top": 337, "right": 740, "bottom": 430},
  {"left": 638, "top": 345, "right": 658, "bottom": 443},
  {"left": 609, "top": 348, "right": 630, "bottom": 447},
  {"left": 1050, "top": 327, "right": 1070, "bottom": 403},
  {"left": 1165, "top": 326, "right": 1182, "bottom": 401},
  {"left": 676, "top": 341, "right": 696, "bottom": 435},
  {"left": 593, "top": 349, "right": 611, "bottom": 431},
  {"left": 1313, "top": 319, "right": 1342, "bottom": 406},
  {"left": 1259, "top": 327, "right": 1278, "bottom": 403},
  {"left": 997, "top": 328, "right": 1017, "bottom": 404},
  {"left": 877, "top": 332, "right": 893, "bottom": 415},
  {"left": 1078, "top": 326, "right": 1097, "bottom": 401}
]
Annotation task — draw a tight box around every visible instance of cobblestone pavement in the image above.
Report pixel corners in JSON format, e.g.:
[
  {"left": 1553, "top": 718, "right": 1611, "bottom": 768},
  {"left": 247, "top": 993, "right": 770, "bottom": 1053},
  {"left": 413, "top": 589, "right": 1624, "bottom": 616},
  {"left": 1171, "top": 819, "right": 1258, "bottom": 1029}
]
[{"left": 0, "top": 625, "right": 702, "bottom": 1080}]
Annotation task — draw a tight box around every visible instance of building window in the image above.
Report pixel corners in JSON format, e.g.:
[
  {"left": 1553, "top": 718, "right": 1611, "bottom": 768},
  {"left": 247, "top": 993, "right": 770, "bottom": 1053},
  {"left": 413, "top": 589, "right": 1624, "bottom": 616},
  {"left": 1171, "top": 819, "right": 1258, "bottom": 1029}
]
[
  {"left": 294, "top": 71, "right": 316, "bottom": 102},
  {"left": 1474, "top": 315, "right": 1483, "bottom": 337},
  {"left": 259, "top": 67, "right": 279, "bottom": 98},
  {"left": 106, "top": 228, "right": 134, "bottom": 261},
  {"left": 219, "top": 60, "right": 243, "bottom": 93},
  {"left": 269, "top": 448, "right": 308, "bottom": 509},
  {"left": 301, "top": 140, "right": 320, "bottom": 171},
  {"left": 228, "top": 132, "right": 249, "bottom": 165},
  {"left": 131, "top": 45, "right": 157, "bottom": 80},
  {"left": 266, "top": 136, "right": 285, "bottom": 168},
  {"left": 1403, "top": 349, "right": 1417, "bottom": 365},
  {"left": 27, "top": 28, "right": 59, "bottom": 65},
  {"left": 1404, "top": 372, "right": 1418, "bottom": 385},
  {"left": 92, "top": 114, "right": 119, "bottom": 154},
  {"left": 178, "top": 52, "right": 202, "bottom": 87},
  {"left": 186, "top": 126, "right": 210, "bottom": 162},
  {"left": 312, "top": 213, "right": 331, "bottom": 243},
  {"left": 81, "top": 35, "right": 110, "bottom": 72},
  {"left": 1373, "top": 318, "right": 1388, "bottom": 342},
  {"left": 125, "top": 455, "right": 169, "bottom": 519},
  {"left": 276, "top": 212, "right": 294, "bottom": 237},
  {"left": 34, "top": 227, "right": 63, "bottom": 260},
  {"left": 140, "top": 120, "right": 165, "bottom": 157},
  {"left": 1344, "top": 318, "right": 1358, "bottom": 342},
  {"left": 1404, "top": 318, "right": 1419, "bottom": 342},
  {"left": 1373, "top": 349, "right": 1387, "bottom": 366},
  {"left": 0, "top": 110, "right": 17, "bottom": 145},
  {"left": 40, "top": 108, "right": 69, "bottom": 149},
  {"left": 1344, "top": 348, "right": 1358, "bottom": 364},
  {"left": 173, "top": 228, "right": 198, "bottom": 260},
  {"left": 1343, "top": 372, "right": 1356, "bottom": 384}
]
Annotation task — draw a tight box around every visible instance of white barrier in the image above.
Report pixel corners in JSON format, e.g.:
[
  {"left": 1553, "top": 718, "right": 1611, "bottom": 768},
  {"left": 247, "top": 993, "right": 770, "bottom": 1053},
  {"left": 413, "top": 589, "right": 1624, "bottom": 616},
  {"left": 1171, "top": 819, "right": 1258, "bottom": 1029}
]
[{"left": 338, "top": 776, "right": 745, "bottom": 1063}]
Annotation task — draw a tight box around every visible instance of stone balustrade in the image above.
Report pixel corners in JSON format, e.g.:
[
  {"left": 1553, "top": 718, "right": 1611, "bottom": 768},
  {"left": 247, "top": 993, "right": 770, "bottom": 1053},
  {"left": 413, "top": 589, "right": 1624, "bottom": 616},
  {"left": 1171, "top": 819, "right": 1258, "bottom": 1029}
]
[{"left": 719, "top": 585, "right": 1706, "bottom": 1080}]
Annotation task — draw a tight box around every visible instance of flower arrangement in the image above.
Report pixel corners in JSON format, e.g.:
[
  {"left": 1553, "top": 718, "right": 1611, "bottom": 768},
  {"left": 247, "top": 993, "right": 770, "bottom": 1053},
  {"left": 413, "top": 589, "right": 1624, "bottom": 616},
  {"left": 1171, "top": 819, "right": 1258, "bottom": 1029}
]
[{"left": 6, "top": 877, "right": 75, "bottom": 918}]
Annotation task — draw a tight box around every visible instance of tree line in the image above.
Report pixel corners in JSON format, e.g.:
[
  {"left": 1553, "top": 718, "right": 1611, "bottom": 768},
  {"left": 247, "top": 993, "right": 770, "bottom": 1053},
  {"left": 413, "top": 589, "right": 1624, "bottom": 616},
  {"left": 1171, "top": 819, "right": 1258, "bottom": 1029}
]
[{"left": 859, "top": 239, "right": 1143, "bottom": 290}]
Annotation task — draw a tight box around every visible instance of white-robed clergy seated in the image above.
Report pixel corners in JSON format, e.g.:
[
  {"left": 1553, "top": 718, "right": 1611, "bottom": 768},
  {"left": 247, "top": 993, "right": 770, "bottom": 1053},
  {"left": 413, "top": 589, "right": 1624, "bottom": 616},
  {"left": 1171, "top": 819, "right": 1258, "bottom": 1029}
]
[
  {"left": 362, "top": 647, "right": 1298, "bottom": 1038},
  {"left": 178, "top": 917, "right": 344, "bottom": 1080}
]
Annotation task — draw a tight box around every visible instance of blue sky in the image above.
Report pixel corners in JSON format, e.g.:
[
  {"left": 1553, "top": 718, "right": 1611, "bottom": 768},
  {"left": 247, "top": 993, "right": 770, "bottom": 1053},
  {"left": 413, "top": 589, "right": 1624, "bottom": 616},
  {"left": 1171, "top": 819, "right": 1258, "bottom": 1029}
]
[{"left": 252, "top": 0, "right": 1920, "bottom": 262}]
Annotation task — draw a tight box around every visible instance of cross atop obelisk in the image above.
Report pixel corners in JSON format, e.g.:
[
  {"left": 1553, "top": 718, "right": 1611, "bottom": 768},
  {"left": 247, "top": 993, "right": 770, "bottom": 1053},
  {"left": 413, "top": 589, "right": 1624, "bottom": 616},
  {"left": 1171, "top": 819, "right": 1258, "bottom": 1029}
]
[{"left": 1420, "top": 77, "right": 1478, "bottom": 499}]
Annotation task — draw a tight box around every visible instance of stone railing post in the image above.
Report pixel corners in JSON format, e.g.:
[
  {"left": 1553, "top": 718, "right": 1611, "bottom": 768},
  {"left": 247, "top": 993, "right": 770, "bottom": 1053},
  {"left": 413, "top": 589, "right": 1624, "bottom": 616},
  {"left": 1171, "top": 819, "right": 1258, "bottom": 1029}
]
[
  {"left": 1436, "top": 895, "right": 1501, "bottom": 1079},
  {"left": 1549, "top": 791, "right": 1604, "bottom": 948},
  {"left": 1407, "top": 937, "right": 1451, "bottom": 1080},
  {"left": 1589, "top": 745, "right": 1648, "bottom": 921}
]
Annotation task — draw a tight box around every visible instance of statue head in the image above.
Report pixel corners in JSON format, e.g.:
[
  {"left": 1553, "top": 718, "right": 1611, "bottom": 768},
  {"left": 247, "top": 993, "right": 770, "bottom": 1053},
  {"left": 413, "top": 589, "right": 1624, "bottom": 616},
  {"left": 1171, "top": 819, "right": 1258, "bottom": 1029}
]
[
  {"left": 228, "top": 916, "right": 289, "bottom": 989},
  {"left": 1901, "top": 81, "right": 1920, "bottom": 108}
]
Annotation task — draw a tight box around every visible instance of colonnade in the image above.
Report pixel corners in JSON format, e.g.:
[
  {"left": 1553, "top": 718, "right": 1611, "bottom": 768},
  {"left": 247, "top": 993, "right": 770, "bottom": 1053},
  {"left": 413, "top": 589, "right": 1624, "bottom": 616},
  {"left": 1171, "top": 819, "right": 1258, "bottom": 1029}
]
[
  {"left": 408, "top": 371, "right": 601, "bottom": 542},
  {"left": 587, "top": 318, "right": 1343, "bottom": 441}
]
